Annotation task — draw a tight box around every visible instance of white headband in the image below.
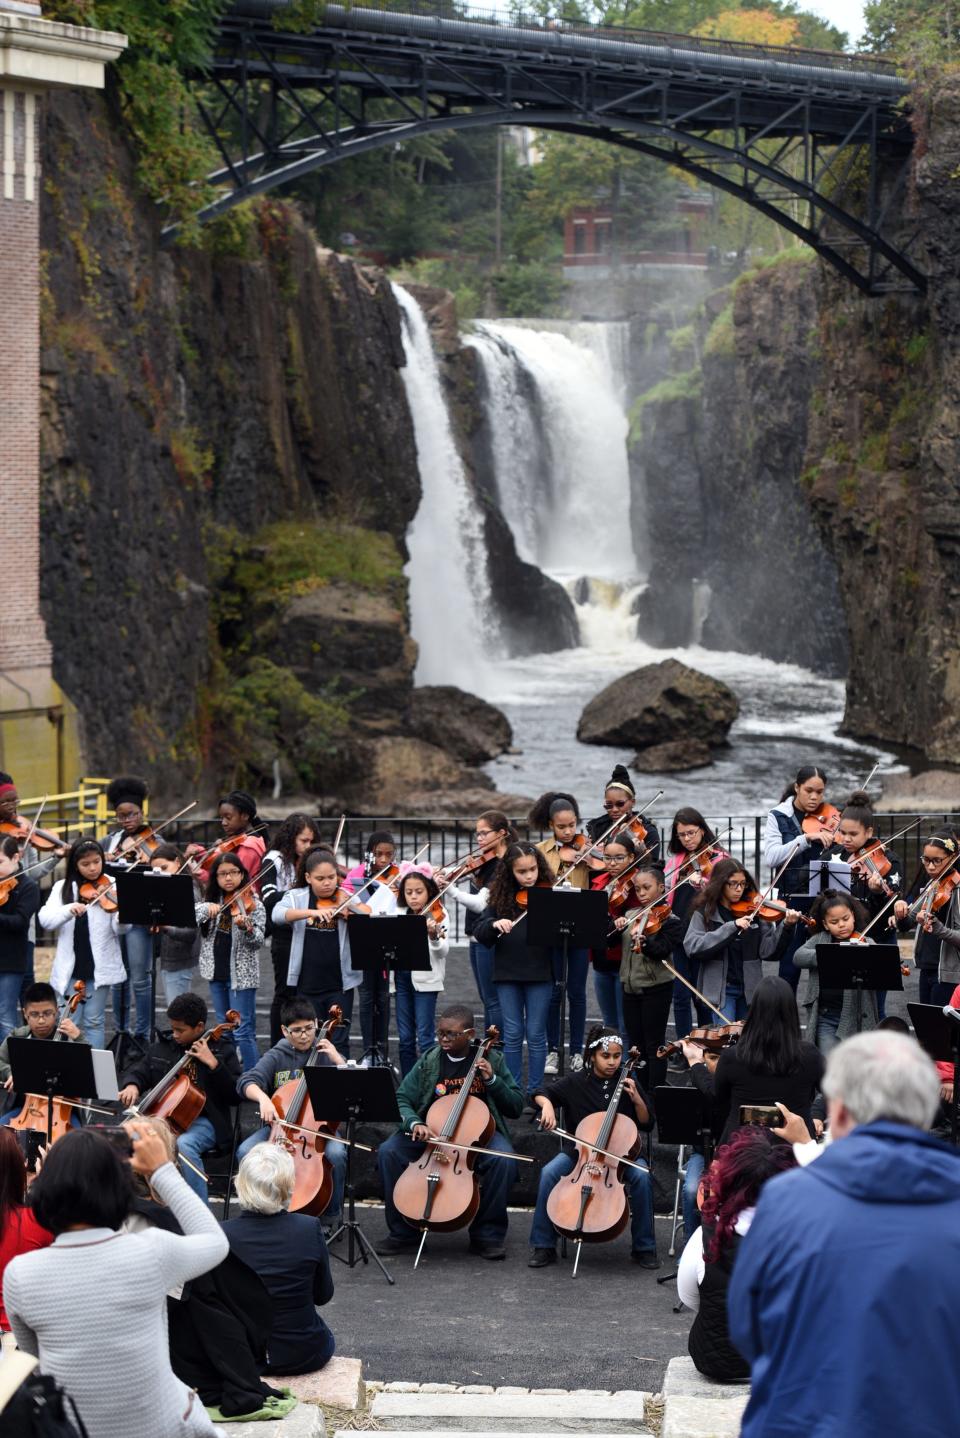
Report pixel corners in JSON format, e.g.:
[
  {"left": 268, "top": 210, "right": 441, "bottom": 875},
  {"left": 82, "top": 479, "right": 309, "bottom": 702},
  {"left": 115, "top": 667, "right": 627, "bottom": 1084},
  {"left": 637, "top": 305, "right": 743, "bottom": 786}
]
[{"left": 588, "top": 1034, "right": 623, "bottom": 1052}]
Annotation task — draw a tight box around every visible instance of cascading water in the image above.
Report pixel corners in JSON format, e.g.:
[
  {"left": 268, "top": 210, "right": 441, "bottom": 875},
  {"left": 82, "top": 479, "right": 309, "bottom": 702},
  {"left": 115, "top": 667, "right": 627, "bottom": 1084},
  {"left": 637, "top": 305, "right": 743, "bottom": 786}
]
[
  {"left": 467, "top": 321, "right": 638, "bottom": 582},
  {"left": 394, "top": 284, "right": 497, "bottom": 688}
]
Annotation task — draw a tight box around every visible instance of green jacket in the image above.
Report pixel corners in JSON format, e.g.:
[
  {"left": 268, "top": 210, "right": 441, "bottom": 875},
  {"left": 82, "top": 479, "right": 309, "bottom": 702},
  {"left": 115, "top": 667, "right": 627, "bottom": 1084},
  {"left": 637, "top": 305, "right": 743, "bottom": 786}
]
[
  {"left": 395, "top": 1044, "right": 524, "bottom": 1139},
  {"left": 0, "top": 1023, "right": 88, "bottom": 1086}
]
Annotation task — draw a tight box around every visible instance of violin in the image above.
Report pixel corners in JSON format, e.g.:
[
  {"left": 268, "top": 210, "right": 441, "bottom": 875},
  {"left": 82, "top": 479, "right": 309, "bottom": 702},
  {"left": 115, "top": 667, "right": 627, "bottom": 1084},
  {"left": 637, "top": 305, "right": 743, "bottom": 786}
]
[
  {"left": 677, "top": 849, "right": 718, "bottom": 882},
  {"left": 128, "top": 1010, "right": 241, "bottom": 1135},
  {"left": 110, "top": 824, "right": 161, "bottom": 866},
  {"left": 848, "top": 841, "right": 896, "bottom": 897},
  {"left": 189, "top": 832, "right": 247, "bottom": 870},
  {"left": 513, "top": 882, "right": 551, "bottom": 911},
  {"left": 425, "top": 898, "right": 448, "bottom": 935},
  {"left": 225, "top": 887, "right": 258, "bottom": 927},
  {"left": 545, "top": 1046, "right": 643, "bottom": 1247},
  {"left": 0, "top": 815, "right": 63, "bottom": 853},
  {"left": 0, "top": 875, "right": 18, "bottom": 906},
  {"left": 801, "top": 802, "right": 841, "bottom": 841},
  {"left": 629, "top": 900, "right": 672, "bottom": 952},
  {"left": 435, "top": 847, "right": 487, "bottom": 885},
  {"left": 930, "top": 869, "right": 960, "bottom": 912},
  {"left": 305, "top": 886, "right": 355, "bottom": 927},
  {"left": 10, "top": 982, "right": 87, "bottom": 1148},
  {"left": 393, "top": 1025, "right": 501, "bottom": 1240},
  {"left": 79, "top": 874, "right": 119, "bottom": 913},
  {"left": 728, "top": 893, "right": 812, "bottom": 925},
  {"left": 617, "top": 813, "right": 649, "bottom": 848},
  {"left": 657, "top": 1020, "right": 744, "bottom": 1062},
  {"left": 268, "top": 1005, "right": 345, "bottom": 1216}
]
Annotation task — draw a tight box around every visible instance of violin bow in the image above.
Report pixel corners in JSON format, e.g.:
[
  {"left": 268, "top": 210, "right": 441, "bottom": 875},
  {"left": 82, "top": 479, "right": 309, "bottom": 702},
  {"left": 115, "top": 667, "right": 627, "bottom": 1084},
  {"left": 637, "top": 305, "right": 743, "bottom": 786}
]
[
  {"left": 620, "top": 828, "right": 733, "bottom": 945},
  {"left": 857, "top": 892, "right": 901, "bottom": 942},
  {"left": 538, "top": 1124, "right": 650, "bottom": 1173},
  {"left": 419, "top": 1133, "right": 533, "bottom": 1163},
  {"left": 331, "top": 813, "right": 346, "bottom": 864},
  {"left": 211, "top": 858, "right": 277, "bottom": 921},
  {"left": 318, "top": 842, "right": 430, "bottom": 923},
  {"left": 848, "top": 818, "right": 921, "bottom": 875},
  {"left": 568, "top": 788, "right": 666, "bottom": 876},
  {"left": 658, "top": 957, "right": 730, "bottom": 1027},
  {"left": 434, "top": 843, "right": 488, "bottom": 890},
  {"left": 20, "top": 795, "right": 47, "bottom": 853},
  {"left": 113, "top": 801, "right": 198, "bottom": 862}
]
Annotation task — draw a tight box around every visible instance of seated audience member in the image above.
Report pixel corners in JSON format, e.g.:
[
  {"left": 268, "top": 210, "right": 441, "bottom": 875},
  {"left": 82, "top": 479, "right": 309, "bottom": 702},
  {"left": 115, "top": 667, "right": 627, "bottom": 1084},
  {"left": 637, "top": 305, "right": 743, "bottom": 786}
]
[
  {"left": 728, "top": 1031, "right": 960, "bottom": 1437},
  {"left": 677, "top": 1127, "right": 796, "bottom": 1381},
  {"left": 118, "top": 992, "right": 240, "bottom": 1204},
  {"left": 3, "top": 1124, "right": 228, "bottom": 1437},
  {"left": 683, "top": 975, "right": 825, "bottom": 1145},
  {"left": 0, "top": 1127, "right": 52, "bottom": 1350},
  {"left": 222, "top": 1146, "right": 335, "bottom": 1375}
]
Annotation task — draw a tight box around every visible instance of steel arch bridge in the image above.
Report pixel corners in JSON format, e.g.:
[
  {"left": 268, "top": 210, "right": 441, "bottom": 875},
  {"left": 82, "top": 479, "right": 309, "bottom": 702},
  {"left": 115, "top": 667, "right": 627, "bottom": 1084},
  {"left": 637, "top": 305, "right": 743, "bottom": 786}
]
[{"left": 176, "top": 0, "right": 922, "bottom": 296}]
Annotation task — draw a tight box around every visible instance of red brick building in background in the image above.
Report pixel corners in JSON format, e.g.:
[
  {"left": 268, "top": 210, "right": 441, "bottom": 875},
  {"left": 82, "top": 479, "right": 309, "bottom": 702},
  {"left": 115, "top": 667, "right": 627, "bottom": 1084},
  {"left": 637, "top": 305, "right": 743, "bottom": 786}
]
[{"left": 564, "top": 193, "right": 714, "bottom": 271}]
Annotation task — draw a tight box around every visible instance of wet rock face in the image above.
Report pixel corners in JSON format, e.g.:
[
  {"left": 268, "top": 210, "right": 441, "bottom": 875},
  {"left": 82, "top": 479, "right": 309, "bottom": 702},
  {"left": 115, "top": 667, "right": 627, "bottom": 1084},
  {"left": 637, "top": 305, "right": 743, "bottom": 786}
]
[
  {"left": 409, "top": 686, "right": 513, "bottom": 765},
  {"left": 577, "top": 657, "right": 739, "bottom": 750}
]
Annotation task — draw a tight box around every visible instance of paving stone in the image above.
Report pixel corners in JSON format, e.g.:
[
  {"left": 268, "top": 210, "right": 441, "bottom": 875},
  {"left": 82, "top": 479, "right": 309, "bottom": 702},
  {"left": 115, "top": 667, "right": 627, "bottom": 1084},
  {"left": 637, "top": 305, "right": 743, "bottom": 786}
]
[
  {"left": 457, "top": 1385, "right": 497, "bottom": 1393},
  {"left": 214, "top": 1402, "right": 324, "bottom": 1437},
  {"left": 530, "top": 1389, "right": 568, "bottom": 1395},
  {"left": 496, "top": 1387, "right": 531, "bottom": 1395},
  {"left": 661, "top": 1393, "right": 750, "bottom": 1438},
  {"left": 662, "top": 1358, "right": 750, "bottom": 1402},
  {"left": 570, "top": 1390, "right": 611, "bottom": 1397},
  {"left": 384, "top": 1381, "right": 423, "bottom": 1393},
  {"left": 366, "top": 1381, "right": 386, "bottom": 1393},
  {"left": 371, "top": 1390, "right": 651, "bottom": 1431},
  {"left": 420, "top": 1384, "right": 460, "bottom": 1394},
  {"left": 270, "top": 1358, "right": 364, "bottom": 1411}
]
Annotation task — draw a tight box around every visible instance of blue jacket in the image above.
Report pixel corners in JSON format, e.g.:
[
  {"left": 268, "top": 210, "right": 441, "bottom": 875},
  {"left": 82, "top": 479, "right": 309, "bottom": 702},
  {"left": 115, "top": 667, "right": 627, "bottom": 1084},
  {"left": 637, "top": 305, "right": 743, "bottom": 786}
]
[{"left": 728, "top": 1121, "right": 960, "bottom": 1437}]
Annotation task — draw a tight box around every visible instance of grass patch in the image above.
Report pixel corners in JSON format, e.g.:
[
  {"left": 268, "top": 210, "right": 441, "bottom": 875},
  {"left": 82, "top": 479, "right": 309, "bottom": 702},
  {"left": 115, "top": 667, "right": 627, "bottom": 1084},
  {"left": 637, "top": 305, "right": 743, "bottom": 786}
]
[{"left": 222, "top": 519, "right": 403, "bottom": 617}]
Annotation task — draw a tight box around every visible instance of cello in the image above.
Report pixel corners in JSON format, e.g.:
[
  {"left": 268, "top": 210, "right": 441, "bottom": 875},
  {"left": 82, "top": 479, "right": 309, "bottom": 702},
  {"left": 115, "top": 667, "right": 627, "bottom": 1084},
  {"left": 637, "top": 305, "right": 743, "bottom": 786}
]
[
  {"left": 127, "top": 1010, "right": 241, "bottom": 1135},
  {"left": 545, "top": 1045, "right": 644, "bottom": 1274},
  {"left": 393, "top": 1025, "right": 502, "bottom": 1263},
  {"left": 267, "top": 1005, "right": 345, "bottom": 1216}
]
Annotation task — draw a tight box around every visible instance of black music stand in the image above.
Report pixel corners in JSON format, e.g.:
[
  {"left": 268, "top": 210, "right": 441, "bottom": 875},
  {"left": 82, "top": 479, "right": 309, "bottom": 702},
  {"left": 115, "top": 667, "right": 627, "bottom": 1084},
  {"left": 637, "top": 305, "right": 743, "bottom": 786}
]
[
  {"left": 6, "top": 1038, "right": 118, "bottom": 1150},
  {"left": 305, "top": 1065, "right": 401, "bottom": 1285},
  {"left": 909, "top": 1002, "right": 960, "bottom": 1145},
  {"left": 653, "top": 1084, "right": 714, "bottom": 1302},
  {"left": 808, "top": 859, "right": 853, "bottom": 896},
  {"left": 526, "top": 888, "right": 608, "bottom": 1077},
  {"left": 347, "top": 916, "right": 431, "bottom": 1069},
  {"left": 116, "top": 870, "right": 197, "bottom": 927},
  {"left": 816, "top": 944, "right": 903, "bottom": 1033}
]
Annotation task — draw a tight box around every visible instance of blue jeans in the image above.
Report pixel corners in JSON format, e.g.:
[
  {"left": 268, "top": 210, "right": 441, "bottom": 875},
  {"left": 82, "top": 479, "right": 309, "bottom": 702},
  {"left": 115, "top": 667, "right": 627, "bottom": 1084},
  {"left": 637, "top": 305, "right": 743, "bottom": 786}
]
[
  {"left": 379, "top": 1129, "right": 517, "bottom": 1245},
  {"left": 719, "top": 978, "right": 749, "bottom": 1022},
  {"left": 209, "top": 982, "right": 259, "bottom": 1071},
  {"left": 496, "top": 980, "right": 552, "bottom": 1093},
  {"left": 112, "top": 926, "right": 154, "bottom": 1039},
  {"left": 237, "top": 1128, "right": 347, "bottom": 1218},
  {"left": 593, "top": 970, "right": 625, "bottom": 1034},
  {"left": 359, "top": 970, "right": 390, "bottom": 1061},
  {"left": 529, "top": 1149, "right": 656, "bottom": 1253},
  {"left": 547, "top": 947, "right": 589, "bottom": 1057},
  {"left": 395, "top": 974, "right": 438, "bottom": 1077},
  {"left": 683, "top": 1151, "right": 705, "bottom": 1242},
  {"left": 0, "top": 972, "right": 25, "bottom": 1043},
  {"left": 161, "top": 968, "right": 196, "bottom": 1003},
  {"left": 670, "top": 944, "right": 706, "bottom": 1039},
  {"left": 19, "top": 942, "right": 35, "bottom": 1004},
  {"left": 469, "top": 942, "right": 502, "bottom": 1033},
  {"left": 816, "top": 1010, "right": 841, "bottom": 1054},
  {"left": 177, "top": 1114, "right": 218, "bottom": 1204},
  {"left": 778, "top": 922, "right": 806, "bottom": 993}
]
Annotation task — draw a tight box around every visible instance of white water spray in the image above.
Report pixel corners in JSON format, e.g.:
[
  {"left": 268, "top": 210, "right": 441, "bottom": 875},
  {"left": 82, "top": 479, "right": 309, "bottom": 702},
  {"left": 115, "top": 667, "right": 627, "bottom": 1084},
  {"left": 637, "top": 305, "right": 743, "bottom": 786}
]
[{"left": 394, "top": 284, "right": 496, "bottom": 688}]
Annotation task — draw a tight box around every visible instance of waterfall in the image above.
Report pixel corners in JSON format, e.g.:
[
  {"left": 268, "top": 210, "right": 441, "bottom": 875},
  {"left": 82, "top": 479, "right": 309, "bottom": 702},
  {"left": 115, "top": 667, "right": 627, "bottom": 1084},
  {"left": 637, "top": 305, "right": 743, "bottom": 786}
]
[{"left": 394, "top": 284, "right": 496, "bottom": 688}]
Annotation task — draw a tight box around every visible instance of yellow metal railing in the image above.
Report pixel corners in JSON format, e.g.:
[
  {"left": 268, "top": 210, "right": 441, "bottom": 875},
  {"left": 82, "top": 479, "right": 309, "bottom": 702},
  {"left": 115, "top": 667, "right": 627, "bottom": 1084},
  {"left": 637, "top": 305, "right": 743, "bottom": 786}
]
[{"left": 16, "top": 777, "right": 147, "bottom": 841}]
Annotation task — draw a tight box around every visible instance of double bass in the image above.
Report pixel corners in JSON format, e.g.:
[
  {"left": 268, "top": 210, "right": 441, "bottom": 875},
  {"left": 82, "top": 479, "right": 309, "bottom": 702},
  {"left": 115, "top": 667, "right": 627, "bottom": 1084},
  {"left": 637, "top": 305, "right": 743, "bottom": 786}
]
[
  {"left": 127, "top": 1010, "right": 241, "bottom": 1135},
  {"left": 393, "top": 1025, "right": 501, "bottom": 1260},
  {"left": 267, "top": 1005, "right": 345, "bottom": 1216},
  {"left": 545, "top": 1046, "right": 643, "bottom": 1268}
]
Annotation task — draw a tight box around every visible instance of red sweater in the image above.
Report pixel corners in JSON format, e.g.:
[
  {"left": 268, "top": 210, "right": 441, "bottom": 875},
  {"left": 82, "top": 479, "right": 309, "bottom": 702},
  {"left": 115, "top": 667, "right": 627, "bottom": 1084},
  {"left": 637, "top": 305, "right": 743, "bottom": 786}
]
[
  {"left": 0, "top": 1205, "right": 52, "bottom": 1329},
  {"left": 935, "top": 984, "right": 960, "bottom": 1083}
]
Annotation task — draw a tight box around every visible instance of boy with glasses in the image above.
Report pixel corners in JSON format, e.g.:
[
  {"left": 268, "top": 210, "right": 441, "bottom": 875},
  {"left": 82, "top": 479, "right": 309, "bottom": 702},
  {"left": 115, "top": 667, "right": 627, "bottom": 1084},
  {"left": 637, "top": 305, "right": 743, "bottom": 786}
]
[
  {"left": 0, "top": 982, "right": 85, "bottom": 1122},
  {"left": 375, "top": 1003, "right": 523, "bottom": 1260},
  {"left": 236, "top": 995, "right": 347, "bottom": 1224}
]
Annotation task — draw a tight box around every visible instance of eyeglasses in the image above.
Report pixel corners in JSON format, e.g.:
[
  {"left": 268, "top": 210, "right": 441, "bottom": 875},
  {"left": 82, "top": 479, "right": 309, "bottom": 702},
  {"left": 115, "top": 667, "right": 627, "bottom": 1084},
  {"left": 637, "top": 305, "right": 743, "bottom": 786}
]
[
  {"left": 27, "top": 1010, "right": 57, "bottom": 1021},
  {"left": 603, "top": 800, "right": 629, "bottom": 810},
  {"left": 475, "top": 830, "right": 494, "bottom": 839},
  {"left": 922, "top": 856, "right": 946, "bottom": 866},
  {"left": 284, "top": 1025, "right": 317, "bottom": 1038},
  {"left": 436, "top": 1028, "right": 473, "bottom": 1039}
]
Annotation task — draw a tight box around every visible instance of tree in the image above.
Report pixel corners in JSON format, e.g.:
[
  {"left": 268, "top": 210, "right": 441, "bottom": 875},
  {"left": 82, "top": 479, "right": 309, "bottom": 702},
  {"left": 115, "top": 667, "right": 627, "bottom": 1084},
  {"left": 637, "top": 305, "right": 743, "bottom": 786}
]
[{"left": 693, "top": 7, "right": 801, "bottom": 43}]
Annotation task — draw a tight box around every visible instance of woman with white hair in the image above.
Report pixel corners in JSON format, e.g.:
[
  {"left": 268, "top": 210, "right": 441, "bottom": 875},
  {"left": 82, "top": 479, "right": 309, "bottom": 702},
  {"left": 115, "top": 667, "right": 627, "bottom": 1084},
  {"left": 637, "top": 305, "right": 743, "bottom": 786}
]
[{"left": 221, "top": 1145, "right": 335, "bottom": 1375}]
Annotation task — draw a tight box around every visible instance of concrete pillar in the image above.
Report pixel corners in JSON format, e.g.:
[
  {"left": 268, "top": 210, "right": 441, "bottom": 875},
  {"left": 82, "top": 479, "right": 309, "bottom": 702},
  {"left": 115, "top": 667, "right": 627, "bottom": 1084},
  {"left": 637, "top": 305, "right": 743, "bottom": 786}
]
[{"left": 0, "top": 3, "right": 125, "bottom": 793}]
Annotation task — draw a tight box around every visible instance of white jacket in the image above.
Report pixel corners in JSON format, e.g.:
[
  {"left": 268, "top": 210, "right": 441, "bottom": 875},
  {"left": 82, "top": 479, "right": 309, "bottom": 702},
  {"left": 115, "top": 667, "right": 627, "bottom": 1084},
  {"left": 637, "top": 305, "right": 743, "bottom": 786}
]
[
  {"left": 39, "top": 880, "right": 127, "bottom": 992},
  {"left": 389, "top": 904, "right": 448, "bottom": 994}
]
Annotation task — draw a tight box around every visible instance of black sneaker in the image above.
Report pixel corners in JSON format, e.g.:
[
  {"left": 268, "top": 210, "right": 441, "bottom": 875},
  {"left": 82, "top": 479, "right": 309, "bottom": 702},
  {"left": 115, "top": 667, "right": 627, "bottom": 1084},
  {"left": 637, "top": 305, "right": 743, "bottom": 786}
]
[
  {"left": 470, "top": 1241, "right": 507, "bottom": 1260},
  {"left": 631, "top": 1249, "right": 661, "bottom": 1270},
  {"left": 375, "top": 1235, "right": 418, "bottom": 1255},
  {"left": 528, "top": 1247, "right": 558, "bottom": 1268}
]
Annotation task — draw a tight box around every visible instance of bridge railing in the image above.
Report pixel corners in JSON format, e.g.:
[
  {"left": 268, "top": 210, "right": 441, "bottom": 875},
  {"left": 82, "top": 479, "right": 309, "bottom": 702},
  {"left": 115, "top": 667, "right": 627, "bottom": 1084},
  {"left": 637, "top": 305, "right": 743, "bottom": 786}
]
[{"left": 298, "top": 0, "right": 900, "bottom": 74}]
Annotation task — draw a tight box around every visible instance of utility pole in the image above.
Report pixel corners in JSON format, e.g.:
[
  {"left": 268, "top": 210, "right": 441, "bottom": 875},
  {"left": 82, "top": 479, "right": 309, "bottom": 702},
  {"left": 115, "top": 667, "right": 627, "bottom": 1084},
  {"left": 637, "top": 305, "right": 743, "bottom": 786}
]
[{"left": 494, "top": 127, "right": 503, "bottom": 265}]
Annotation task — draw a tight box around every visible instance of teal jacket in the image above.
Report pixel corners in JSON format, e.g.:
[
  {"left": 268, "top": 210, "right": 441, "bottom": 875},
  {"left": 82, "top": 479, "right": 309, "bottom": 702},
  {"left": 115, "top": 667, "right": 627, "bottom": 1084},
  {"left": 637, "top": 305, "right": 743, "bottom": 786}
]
[{"left": 395, "top": 1044, "right": 524, "bottom": 1139}]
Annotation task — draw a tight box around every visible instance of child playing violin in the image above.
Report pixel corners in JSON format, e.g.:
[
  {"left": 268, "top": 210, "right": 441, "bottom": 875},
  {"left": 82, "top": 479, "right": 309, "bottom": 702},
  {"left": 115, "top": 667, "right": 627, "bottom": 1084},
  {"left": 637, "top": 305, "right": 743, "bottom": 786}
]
[
  {"left": 148, "top": 844, "right": 201, "bottom": 1004},
  {"left": 187, "top": 790, "right": 267, "bottom": 888},
  {"left": 236, "top": 995, "right": 348, "bottom": 1226},
  {"left": 261, "top": 813, "right": 324, "bottom": 1045},
  {"left": 118, "top": 991, "right": 241, "bottom": 1204},
  {"left": 38, "top": 839, "right": 127, "bottom": 1048},
  {"left": 375, "top": 1003, "right": 524, "bottom": 1259},
  {"left": 530, "top": 792, "right": 590, "bottom": 1077},
  {"left": 665, "top": 809, "right": 729, "bottom": 1039},
  {"left": 0, "top": 837, "right": 41, "bottom": 1044},
  {"left": 273, "top": 851, "right": 370, "bottom": 1060},
  {"left": 684, "top": 859, "right": 801, "bottom": 1024},
  {"left": 196, "top": 853, "right": 265, "bottom": 1071},
  {"left": 589, "top": 833, "right": 643, "bottom": 1034},
  {"left": 103, "top": 775, "right": 155, "bottom": 1044},
  {"left": 818, "top": 792, "right": 902, "bottom": 915},
  {"left": 621, "top": 864, "right": 684, "bottom": 1092},
  {"left": 0, "top": 770, "right": 66, "bottom": 1001},
  {"left": 527, "top": 1024, "right": 657, "bottom": 1269},
  {"left": 794, "top": 890, "right": 878, "bottom": 1052},
  {"left": 0, "top": 983, "right": 85, "bottom": 1125},
  {"left": 393, "top": 863, "right": 448, "bottom": 1076},
  {"left": 474, "top": 843, "right": 554, "bottom": 1095},
  {"left": 344, "top": 831, "right": 398, "bottom": 1063},
  {"left": 894, "top": 833, "right": 960, "bottom": 1006}
]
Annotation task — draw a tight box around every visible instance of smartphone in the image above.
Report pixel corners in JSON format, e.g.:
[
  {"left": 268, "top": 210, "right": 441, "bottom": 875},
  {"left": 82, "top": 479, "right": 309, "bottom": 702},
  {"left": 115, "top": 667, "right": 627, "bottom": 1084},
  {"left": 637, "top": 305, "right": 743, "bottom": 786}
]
[
  {"left": 739, "top": 1104, "right": 781, "bottom": 1129},
  {"left": 86, "top": 1124, "right": 134, "bottom": 1157}
]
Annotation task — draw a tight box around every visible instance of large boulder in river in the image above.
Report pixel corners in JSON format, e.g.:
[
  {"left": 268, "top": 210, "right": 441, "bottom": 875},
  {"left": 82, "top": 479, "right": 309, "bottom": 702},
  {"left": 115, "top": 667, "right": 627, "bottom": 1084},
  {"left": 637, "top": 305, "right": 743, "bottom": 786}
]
[
  {"left": 577, "top": 658, "right": 739, "bottom": 749},
  {"left": 410, "top": 686, "right": 513, "bottom": 765},
  {"left": 633, "top": 738, "right": 712, "bottom": 772}
]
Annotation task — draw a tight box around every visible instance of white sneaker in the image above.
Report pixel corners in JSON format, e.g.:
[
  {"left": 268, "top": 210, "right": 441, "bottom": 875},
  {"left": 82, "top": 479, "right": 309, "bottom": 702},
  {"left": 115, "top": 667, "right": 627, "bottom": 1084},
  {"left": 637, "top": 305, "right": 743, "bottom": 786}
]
[
  {"left": 544, "top": 1050, "right": 559, "bottom": 1075},
  {"left": 569, "top": 1054, "right": 584, "bottom": 1073}
]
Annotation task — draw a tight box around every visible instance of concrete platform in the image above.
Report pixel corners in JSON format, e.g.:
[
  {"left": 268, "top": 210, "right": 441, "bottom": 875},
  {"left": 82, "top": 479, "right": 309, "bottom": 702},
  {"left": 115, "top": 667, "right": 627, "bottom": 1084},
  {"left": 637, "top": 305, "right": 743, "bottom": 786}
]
[
  {"left": 269, "top": 1357, "right": 363, "bottom": 1410},
  {"left": 371, "top": 1390, "right": 651, "bottom": 1432},
  {"left": 212, "top": 1402, "right": 324, "bottom": 1437},
  {"left": 660, "top": 1357, "right": 750, "bottom": 1438},
  {"left": 662, "top": 1358, "right": 749, "bottom": 1401}
]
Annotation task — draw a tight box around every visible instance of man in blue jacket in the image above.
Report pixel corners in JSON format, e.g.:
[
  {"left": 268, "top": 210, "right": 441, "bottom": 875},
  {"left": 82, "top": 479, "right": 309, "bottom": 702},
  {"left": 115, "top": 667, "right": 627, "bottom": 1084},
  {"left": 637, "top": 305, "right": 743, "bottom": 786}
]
[{"left": 728, "top": 1030, "right": 960, "bottom": 1437}]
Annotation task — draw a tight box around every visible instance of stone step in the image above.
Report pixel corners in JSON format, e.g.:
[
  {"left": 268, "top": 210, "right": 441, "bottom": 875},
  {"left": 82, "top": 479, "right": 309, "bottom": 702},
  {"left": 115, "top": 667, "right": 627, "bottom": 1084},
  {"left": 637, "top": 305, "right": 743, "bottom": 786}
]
[
  {"left": 660, "top": 1357, "right": 750, "bottom": 1438},
  {"left": 212, "top": 1401, "right": 324, "bottom": 1437},
  {"left": 370, "top": 1390, "right": 651, "bottom": 1432}
]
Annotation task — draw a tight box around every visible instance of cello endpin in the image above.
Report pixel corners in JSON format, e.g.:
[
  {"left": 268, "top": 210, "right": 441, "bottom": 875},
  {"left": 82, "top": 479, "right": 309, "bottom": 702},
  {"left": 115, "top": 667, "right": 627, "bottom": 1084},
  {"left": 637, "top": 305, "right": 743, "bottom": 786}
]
[
  {"left": 572, "top": 1240, "right": 583, "bottom": 1279},
  {"left": 414, "top": 1229, "right": 429, "bottom": 1269}
]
